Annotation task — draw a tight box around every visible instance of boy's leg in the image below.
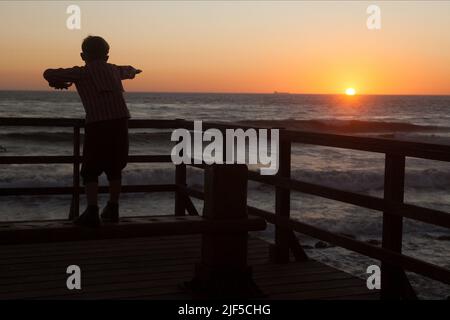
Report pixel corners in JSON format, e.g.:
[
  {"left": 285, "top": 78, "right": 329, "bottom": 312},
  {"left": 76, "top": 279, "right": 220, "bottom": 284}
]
[
  {"left": 108, "top": 179, "right": 121, "bottom": 204},
  {"left": 80, "top": 121, "right": 104, "bottom": 208},
  {"left": 74, "top": 177, "right": 100, "bottom": 227},
  {"left": 107, "top": 118, "right": 128, "bottom": 205},
  {"left": 101, "top": 119, "right": 128, "bottom": 223},
  {"left": 74, "top": 122, "right": 102, "bottom": 227},
  {"left": 85, "top": 181, "right": 99, "bottom": 206},
  {"left": 100, "top": 179, "right": 121, "bottom": 223}
]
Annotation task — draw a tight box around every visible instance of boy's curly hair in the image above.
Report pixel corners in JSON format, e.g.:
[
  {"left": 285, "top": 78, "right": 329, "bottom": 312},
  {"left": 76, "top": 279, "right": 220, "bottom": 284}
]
[{"left": 82, "top": 36, "right": 110, "bottom": 61}]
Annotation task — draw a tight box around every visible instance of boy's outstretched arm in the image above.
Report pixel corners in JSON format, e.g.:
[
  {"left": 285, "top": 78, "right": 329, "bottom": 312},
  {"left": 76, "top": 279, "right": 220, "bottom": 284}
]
[
  {"left": 43, "top": 67, "right": 82, "bottom": 90},
  {"left": 117, "top": 66, "right": 142, "bottom": 80}
]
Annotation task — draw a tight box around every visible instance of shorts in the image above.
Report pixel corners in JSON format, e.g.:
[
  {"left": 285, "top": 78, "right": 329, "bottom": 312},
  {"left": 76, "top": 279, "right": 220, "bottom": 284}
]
[{"left": 80, "top": 118, "right": 129, "bottom": 184}]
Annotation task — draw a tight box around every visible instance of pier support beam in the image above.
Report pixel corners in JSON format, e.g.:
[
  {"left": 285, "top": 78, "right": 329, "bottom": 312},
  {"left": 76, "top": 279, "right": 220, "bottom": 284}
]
[
  {"left": 381, "top": 154, "right": 416, "bottom": 300},
  {"left": 175, "top": 163, "right": 187, "bottom": 216},
  {"left": 271, "top": 130, "right": 292, "bottom": 263},
  {"left": 186, "top": 164, "right": 263, "bottom": 298},
  {"left": 69, "top": 126, "right": 80, "bottom": 220}
]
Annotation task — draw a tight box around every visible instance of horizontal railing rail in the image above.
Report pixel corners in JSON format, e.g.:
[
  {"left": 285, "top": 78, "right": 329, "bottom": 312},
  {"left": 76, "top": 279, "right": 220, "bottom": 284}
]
[
  {"left": 180, "top": 119, "right": 450, "bottom": 161},
  {"left": 248, "top": 206, "right": 450, "bottom": 286},
  {"left": 0, "top": 117, "right": 181, "bottom": 128},
  {"left": 246, "top": 171, "right": 450, "bottom": 228},
  {"left": 0, "top": 155, "right": 172, "bottom": 164},
  {"left": 284, "top": 130, "right": 450, "bottom": 162},
  {"left": 183, "top": 185, "right": 450, "bottom": 284},
  {"left": 0, "top": 185, "right": 176, "bottom": 196}
]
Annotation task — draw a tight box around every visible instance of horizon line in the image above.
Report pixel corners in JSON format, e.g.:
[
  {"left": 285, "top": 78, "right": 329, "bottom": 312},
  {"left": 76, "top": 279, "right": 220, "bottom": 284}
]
[{"left": 0, "top": 89, "right": 450, "bottom": 97}]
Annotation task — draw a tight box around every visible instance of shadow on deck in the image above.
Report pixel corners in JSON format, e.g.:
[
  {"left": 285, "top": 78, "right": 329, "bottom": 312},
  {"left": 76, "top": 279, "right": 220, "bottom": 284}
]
[{"left": 0, "top": 235, "right": 378, "bottom": 300}]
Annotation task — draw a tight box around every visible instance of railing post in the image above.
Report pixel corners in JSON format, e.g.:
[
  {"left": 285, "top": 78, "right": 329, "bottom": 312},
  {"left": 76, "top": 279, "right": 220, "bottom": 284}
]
[
  {"left": 174, "top": 118, "right": 187, "bottom": 216},
  {"left": 381, "top": 153, "right": 408, "bottom": 299},
  {"left": 187, "top": 164, "right": 262, "bottom": 297},
  {"left": 69, "top": 125, "right": 80, "bottom": 220},
  {"left": 271, "top": 129, "right": 291, "bottom": 263},
  {"left": 175, "top": 163, "right": 187, "bottom": 216}
]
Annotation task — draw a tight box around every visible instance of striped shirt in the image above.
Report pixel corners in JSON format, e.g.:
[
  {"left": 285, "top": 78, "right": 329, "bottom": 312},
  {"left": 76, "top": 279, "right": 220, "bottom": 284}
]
[{"left": 43, "top": 61, "right": 137, "bottom": 123}]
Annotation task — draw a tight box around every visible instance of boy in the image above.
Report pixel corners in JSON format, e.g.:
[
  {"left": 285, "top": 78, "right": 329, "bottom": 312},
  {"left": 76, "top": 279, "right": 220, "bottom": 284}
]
[{"left": 43, "top": 36, "right": 142, "bottom": 227}]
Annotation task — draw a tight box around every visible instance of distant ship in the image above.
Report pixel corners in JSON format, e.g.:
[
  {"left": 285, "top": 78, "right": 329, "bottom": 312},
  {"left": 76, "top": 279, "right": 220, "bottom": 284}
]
[{"left": 273, "top": 91, "right": 291, "bottom": 95}]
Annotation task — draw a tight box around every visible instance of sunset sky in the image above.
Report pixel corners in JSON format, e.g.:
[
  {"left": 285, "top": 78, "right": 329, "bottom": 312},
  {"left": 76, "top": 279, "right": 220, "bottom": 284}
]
[{"left": 0, "top": 1, "right": 449, "bottom": 94}]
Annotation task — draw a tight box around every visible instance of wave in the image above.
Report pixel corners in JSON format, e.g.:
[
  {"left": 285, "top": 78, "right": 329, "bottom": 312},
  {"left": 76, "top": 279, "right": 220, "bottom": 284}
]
[
  {"left": 0, "top": 130, "right": 173, "bottom": 144},
  {"left": 239, "top": 119, "right": 450, "bottom": 134},
  {"left": 0, "top": 131, "right": 74, "bottom": 143},
  {"left": 2, "top": 119, "right": 449, "bottom": 147},
  {"left": 1, "top": 165, "right": 449, "bottom": 192},
  {"left": 0, "top": 165, "right": 177, "bottom": 188},
  {"left": 290, "top": 168, "right": 450, "bottom": 192}
]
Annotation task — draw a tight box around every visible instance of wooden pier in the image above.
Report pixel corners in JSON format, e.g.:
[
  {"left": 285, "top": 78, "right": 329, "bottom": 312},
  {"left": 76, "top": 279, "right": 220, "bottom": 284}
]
[
  {"left": 0, "top": 117, "right": 449, "bottom": 300},
  {"left": 0, "top": 235, "right": 377, "bottom": 300}
]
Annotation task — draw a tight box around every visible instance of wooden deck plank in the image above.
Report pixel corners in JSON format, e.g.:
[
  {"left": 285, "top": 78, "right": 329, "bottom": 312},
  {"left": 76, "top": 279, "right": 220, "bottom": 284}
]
[
  {"left": 0, "top": 236, "right": 378, "bottom": 300},
  {"left": 0, "top": 247, "right": 271, "bottom": 274},
  {"left": 0, "top": 235, "right": 269, "bottom": 259},
  {"left": 0, "top": 239, "right": 268, "bottom": 264},
  {"left": 0, "top": 271, "right": 369, "bottom": 300},
  {"left": 0, "top": 216, "right": 266, "bottom": 245},
  {"left": 0, "top": 263, "right": 342, "bottom": 294},
  {"left": 0, "top": 243, "right": 264, "bottom": 266},
  {"left": 0, "top": 267, "right": 340, "bottom": 293}
]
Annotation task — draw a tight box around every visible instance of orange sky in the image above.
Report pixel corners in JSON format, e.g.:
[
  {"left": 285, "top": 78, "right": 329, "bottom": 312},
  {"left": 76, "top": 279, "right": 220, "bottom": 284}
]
[{"left": 0, "top": 1, "right": 449, "bottom": 94}]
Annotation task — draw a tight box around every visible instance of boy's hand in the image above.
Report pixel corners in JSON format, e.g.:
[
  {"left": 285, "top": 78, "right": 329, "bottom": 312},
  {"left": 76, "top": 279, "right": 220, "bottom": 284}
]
[
  {"left": 49, "top": 82, "right": 72, "bottom": 90},
  {"left": 129, "top": 68, "right": 142, "bottom": 79},
  {"left": 118, "top": 66, "right": 142, "bottom": 80}
]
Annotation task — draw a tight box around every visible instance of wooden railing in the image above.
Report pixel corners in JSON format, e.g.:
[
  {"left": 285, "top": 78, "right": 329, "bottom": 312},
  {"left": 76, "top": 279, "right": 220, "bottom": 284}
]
[
  {"left": 180, "top": 121, "right": 450, "bottom": 300},
  {"left": 0, "top": 118, "right": 183, "bottom": 220},
  {"left": 1, "top": 117, "right": 450, "bottom": 299}
]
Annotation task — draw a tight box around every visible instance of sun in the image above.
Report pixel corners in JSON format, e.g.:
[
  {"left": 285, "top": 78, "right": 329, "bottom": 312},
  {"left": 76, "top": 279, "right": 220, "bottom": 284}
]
[{"left": 345, "top": 88, "right": 356, "bottom": 96}]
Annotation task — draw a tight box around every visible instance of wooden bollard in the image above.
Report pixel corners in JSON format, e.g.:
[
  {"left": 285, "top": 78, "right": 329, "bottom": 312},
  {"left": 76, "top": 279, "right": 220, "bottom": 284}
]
[{"left": 186, "top": 164, "right": 263, "bottom": 298}]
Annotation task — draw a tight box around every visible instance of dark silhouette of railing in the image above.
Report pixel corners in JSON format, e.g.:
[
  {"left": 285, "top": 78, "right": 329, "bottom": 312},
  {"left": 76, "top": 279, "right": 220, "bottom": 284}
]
[{"left": 1, "top": 117, "right": 450, "bottom": 300}]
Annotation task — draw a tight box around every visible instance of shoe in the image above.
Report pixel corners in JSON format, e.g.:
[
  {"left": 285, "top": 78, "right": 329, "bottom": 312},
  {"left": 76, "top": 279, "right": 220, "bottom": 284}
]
[
  {"left": 73, "top": 205, "right": 100, "bottom": 228},
  {"left": 101, "top": 201, "right": 119, "bottom": 223}
]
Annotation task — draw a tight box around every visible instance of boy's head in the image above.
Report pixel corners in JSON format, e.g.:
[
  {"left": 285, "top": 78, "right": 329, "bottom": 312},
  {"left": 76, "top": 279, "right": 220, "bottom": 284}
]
[{"left": 81, "top": 36, "right": 109, "bottom": 62}]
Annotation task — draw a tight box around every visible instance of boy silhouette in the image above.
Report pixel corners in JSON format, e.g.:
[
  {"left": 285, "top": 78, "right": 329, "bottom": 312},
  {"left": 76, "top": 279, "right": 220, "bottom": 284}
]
[{"left": 43, "top": 36, "right": 142, "bottom": 227}]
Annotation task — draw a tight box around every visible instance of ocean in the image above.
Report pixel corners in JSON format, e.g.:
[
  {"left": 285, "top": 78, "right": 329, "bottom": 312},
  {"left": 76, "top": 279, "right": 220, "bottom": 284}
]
[{"left": 0, "top": 90, "right": 449, "bottom": 299}]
